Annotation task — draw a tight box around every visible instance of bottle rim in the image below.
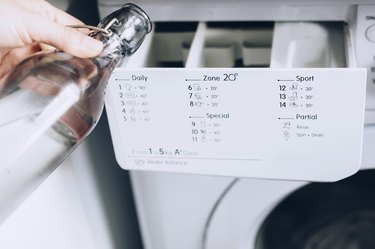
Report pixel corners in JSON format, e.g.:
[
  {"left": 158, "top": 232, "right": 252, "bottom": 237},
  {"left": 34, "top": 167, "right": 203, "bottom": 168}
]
[{"left": 122, "top": 3, "right": 153, "bottom": 34}]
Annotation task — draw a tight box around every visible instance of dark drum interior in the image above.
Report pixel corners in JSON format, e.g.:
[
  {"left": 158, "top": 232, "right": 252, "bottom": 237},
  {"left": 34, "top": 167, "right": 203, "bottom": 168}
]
[{"left": 256, "top": 170, "right": 375, "bottom": 249}]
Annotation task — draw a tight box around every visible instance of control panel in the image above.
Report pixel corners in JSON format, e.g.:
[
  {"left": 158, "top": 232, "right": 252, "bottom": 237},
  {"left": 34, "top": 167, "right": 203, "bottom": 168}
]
[{"left": 105, "top": 68, "right": 366, "bottom": 182}]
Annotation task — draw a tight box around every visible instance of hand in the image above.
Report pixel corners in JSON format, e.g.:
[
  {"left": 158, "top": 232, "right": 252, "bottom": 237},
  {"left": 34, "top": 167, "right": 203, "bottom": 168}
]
[{"left": 0, "top": 0, "right": 103, "bottom": 81}]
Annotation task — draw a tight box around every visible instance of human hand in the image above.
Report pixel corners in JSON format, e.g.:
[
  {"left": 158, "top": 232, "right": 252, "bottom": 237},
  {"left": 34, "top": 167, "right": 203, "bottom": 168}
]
[{"left": 0, "top": 0, "right": 103, "bottom": 81}]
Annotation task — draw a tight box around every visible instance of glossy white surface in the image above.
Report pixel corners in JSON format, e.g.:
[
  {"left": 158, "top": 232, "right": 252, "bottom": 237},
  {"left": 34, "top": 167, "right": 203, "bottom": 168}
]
[
  {"left": 107, "top": 68, "right": 366, "bottom": 181},
  {"left": 0, "top": 159, "right": 97, "bottom": 249}
]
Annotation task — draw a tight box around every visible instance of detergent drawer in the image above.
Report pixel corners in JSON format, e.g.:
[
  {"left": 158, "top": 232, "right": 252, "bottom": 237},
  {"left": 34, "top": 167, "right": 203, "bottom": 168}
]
[
  {"left": 124, "top": 20, "right": 352, "bottom": 68},
  {"left": 103, "top": 19, "right": 366, "bottom": 182}
]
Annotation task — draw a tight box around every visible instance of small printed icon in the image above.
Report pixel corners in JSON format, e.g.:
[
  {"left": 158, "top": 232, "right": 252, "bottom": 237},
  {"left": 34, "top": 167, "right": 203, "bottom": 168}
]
[
  {"left": 125, "top": 92, "right": 136, "bottom": 98},
  {"left": 289, "top": 92, "right": 298, "bottom": 101},
  {"left": 126, "top": 100, "right": 137, "bottom": 106},
  {"left": 283, "top": 122, "right": 291, "bottom": 129},
  {"left": 194, "top": 84, "right": 202, "bottom": 91},
  {"left": 125, "top": 84, "right": 132, "bottom": 91},
  {"left": 283, "top": 130, "right": 290, "bottom": 141},
  {"left": 130, "top": 108, "right": 136, "bottom": 114},
  {"left": 130, "top": 116, "right": 137, "bottom": 122},
  {"left": 195, "top": 101, "right": 204, "bottom": 107},
  {"left": 289, "top": 102, "right": 298, "bottom": 108},
  {"left": 135, "top": 159, "right": 145, "bottom": 166},
  {"left": 194, "top": 93, "right": 202, "bottom": 100},
  {"left": 289, "top": 83, "right": 298, "bottom": 90},
  {"left": 201, "top": 137, "right": 207, "bottom": 143}
]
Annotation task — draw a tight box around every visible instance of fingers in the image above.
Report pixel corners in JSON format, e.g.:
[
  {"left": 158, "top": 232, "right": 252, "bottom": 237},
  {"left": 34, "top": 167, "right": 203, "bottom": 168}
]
[
  {"left": 25, "top": 15, "right": 103, "bottom": 58},
  {"left": 13, "top": 0, "right": 103, "bottom": 58},
  {"left": 14, "top": 0, "right": 83, "bottom": 26}
]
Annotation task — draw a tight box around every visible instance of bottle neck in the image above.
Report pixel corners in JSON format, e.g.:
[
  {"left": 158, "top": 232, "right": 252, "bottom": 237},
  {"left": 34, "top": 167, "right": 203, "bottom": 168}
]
[{"left": 94, "top": 32, "right": 127, "bottom": 68}]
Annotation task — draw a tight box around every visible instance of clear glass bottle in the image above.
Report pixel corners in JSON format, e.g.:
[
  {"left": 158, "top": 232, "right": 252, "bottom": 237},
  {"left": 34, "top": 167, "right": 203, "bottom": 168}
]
[{"left": 0, "top": 4, "right": 152, "bottom": 223}]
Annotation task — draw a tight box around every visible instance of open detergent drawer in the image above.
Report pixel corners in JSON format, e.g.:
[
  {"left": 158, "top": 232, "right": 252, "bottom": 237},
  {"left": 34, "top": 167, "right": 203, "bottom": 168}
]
[{"left": 104, "top": 21, "right": 367, "bottom": 182}]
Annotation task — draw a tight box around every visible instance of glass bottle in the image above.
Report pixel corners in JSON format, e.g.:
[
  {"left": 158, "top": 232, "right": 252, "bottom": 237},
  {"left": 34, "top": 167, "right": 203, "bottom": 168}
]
[{"left": 0, "top": 3, "right": 152, "bottom": 223}]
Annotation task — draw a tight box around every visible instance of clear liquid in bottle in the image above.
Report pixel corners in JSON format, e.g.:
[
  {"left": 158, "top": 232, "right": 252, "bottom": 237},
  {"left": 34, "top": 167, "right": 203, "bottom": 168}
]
[{"left": 0, "top": 3, "right": 152, "bottom": 223}]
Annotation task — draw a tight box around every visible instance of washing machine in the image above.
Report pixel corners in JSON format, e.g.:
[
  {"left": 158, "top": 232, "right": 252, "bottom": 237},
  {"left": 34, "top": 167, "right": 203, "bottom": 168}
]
[{"left": 99, "top": 1, "right": 375, "bottom": 249}]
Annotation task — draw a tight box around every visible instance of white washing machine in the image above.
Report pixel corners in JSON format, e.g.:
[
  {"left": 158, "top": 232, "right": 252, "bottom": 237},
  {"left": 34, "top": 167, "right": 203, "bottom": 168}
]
[{"left": 98, "top": 1, "right": 375, "bottom": 249}]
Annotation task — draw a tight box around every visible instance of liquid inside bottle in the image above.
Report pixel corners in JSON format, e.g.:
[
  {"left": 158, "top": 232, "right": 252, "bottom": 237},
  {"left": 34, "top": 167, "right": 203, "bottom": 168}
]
[{"left": 0, "top": 3, "right": 152, "bottom": 223}]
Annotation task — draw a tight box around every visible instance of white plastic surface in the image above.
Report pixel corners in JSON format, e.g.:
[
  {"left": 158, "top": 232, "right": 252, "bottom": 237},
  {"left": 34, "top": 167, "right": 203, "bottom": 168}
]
[
  {"left": 98, "top": 1, "right": 369, "bottom": 22},
  {"left": 270, "top": 22, "right": 346, "bottom": 68},
  {"left": 0, "top": 159, "right": 97, "bottom": 249},
  {"left": 355, "top": 5, "right": 375, "bottom": 112},
  {"left": 365, "top": 24, "right": 375, "bottom": 42},
  {"left": 130, "top": 171, "right": 234, "bottom": 249},
  {"left": 106, "top": 68, "right": 366, "bottom": 181}
]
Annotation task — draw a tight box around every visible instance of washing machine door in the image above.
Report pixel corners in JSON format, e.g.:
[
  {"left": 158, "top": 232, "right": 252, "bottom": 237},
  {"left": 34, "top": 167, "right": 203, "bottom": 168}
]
[
  {"left": 205, "top": 170, "right": 375, "bottom": 249},
  {"left": 203, "top": 178, "right": 306, "bottom": 249}
]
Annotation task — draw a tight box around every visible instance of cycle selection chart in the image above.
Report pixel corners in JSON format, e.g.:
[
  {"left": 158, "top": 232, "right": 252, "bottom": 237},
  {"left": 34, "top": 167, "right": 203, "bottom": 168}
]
[{"left": 105, "top": 68, "right": 366, "bottom": 181}]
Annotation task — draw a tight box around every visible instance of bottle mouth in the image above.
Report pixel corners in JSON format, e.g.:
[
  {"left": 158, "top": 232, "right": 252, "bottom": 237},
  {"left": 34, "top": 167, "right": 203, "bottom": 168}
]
[
  {"left": 122, "top": 3, "right": 152, "bottom": 34},
  {"left": 94, "top": 3, "right": 153, "bottom": 56}
]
